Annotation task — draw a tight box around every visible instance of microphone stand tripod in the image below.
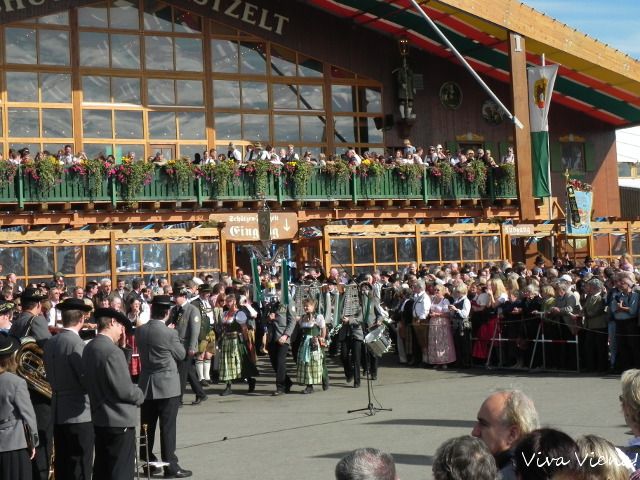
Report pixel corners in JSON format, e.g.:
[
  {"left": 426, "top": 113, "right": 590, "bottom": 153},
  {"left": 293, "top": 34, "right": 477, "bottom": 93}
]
[{"left": 347, "top": 345, "right": 391, "bottom": 416}]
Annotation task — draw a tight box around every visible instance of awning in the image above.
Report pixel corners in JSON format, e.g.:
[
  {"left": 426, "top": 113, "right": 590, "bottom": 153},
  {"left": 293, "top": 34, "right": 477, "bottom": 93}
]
[{"left": 304, "top": 0, "right": 640, "bottom": 127}]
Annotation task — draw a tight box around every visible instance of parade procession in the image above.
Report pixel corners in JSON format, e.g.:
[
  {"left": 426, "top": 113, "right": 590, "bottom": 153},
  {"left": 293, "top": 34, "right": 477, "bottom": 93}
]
[{"left": 3, "top": 0, "right": 640, "bottom": 479}]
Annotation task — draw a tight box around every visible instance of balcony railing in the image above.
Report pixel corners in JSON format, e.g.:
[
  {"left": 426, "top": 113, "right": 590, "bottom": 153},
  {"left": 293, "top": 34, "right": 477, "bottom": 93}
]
[{"left": 4, "top": 165, "right": 517, "bottom": 208}]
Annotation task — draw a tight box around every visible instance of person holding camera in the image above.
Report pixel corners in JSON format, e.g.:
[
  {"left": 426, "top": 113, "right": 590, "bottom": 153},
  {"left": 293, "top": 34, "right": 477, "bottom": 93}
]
[{"left": 265, "top": 296, "right": 296, "bottom": 396}]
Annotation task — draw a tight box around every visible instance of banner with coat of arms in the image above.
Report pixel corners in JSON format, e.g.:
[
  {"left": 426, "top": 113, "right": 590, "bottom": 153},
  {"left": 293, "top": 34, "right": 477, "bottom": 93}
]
[{"left": 565, "top": 178, "right": 593, "bottom": 236}]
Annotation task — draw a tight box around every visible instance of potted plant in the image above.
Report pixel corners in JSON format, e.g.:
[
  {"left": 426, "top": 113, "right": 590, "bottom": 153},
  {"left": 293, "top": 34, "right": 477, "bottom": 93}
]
[
  {"left": 22, "top": 155, "right": 64, "bottom": 193},
  {"left": 284, "top": 160, "right": 312, "bottom": 197},
  {"left": 0, "top": 159, "right": 18, "bottom": 189},
  {"left": 110, "top": 158, "right": 154, "bottom": 204},
  {"left": 163, "top": 157, "right": 196, "bottom": 192},
  {"left": 243, "top": 160, "right": 281, "bottom": 197}
]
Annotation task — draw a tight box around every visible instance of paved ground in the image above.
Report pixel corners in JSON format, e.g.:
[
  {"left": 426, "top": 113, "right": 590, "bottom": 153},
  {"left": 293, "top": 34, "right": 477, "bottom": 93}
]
[{"left": 157, "top": 355, "right": 627, "bottom": 480}]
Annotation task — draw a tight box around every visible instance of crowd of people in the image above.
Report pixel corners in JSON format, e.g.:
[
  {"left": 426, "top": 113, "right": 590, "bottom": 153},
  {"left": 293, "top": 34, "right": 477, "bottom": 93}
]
[{"left": 0, "top": 249, "right": 639, "bottom": 479}]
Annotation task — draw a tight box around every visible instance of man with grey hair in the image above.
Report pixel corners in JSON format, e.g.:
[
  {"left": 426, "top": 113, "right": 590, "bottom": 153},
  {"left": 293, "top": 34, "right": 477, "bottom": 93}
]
[
  {"left": 432, "top": 436, "right": 498, "bottom": 480},
  {"left": 471, "top": 389, "right": 539, "bottom": 480},
  {"left": 335, "top": 448, "right": 397, "bottom": 480}
]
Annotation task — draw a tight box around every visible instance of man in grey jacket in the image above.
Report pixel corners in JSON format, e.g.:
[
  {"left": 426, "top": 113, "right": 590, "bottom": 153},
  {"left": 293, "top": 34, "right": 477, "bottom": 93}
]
[
  {"left": 265, "top": 298, "right": 296, "bottom": 396},
  {"left": 168, "top": 289, "right": 206, "bottom": 404},
  {"left": 43, "top": 298, "right": 94, "bottom": 480},
  {"left": 136, "top": 295, "right": 191, "bottom": 478},
  {"left": 84, "top": 307, "right": 145, "bottom": 480}
]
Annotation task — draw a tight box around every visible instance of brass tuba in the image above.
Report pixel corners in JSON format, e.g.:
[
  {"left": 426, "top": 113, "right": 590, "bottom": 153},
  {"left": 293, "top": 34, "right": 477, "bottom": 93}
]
[{"left": 16, "top": 337, "right": 52, "bottom": 399}]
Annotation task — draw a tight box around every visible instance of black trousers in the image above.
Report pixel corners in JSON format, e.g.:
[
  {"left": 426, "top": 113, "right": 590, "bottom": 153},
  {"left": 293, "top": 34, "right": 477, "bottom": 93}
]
[
  {"left": 268, "top": 339, "right": 291, "bottom": 392},
  {"left": 0, "top": 448, "right": 31, "bottom": 480},
  {"left": 93, "top": 426, "right": 136, "bottom": 480},
  {"left": 360, "top": 342, "right": 378, "bottom": 377},
  {"left": 178, "top": 356, "right": 205, "bottom": 400},
  {"left": 615, "top": 320, "right": 640, "bottom": 371},
  {"left": 29, "top": 391, "right": 52, "bottom": 480},
  {"left": 583, "top": 328, "right": 609, "bottom": 372},
  {"left": 340, "top": 338, "right": 362, "bottom": 384},
  {"left": 140, "top": 396, "right": 180, "bottom": 473},
  {"left": 53, "top": 422, "right": 94, "bottom": 480}
]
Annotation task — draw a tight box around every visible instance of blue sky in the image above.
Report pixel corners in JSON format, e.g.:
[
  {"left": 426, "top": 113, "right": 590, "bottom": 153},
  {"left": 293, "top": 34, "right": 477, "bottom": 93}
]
[{"left": 522, "top": 1, "right": 640, "bottom": 59}]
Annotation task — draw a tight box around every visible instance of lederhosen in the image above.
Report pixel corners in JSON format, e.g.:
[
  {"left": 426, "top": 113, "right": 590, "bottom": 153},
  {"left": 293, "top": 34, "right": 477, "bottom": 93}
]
[{"left": 192, "top": 298, "right": 216, "bottom": 354}]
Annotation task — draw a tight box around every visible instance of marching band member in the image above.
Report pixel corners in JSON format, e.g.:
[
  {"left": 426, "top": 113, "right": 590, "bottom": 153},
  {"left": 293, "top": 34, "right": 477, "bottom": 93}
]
[
  {"left": 0, "top": 331, "right": 38, "bottom": 480},
  {"left": 337, "top": 282, "right": 364, "bottom": 388},
  {"left": 359, "top": 281, "right": 383, "bottom": 380},
  {"left": 219, "top": 294, "right": 258, "bottom": 396},
  {"left": 190, "top": 284, "right": 216, "bottom": 387},
  {"left": 136, "top": 295, "right": 192, "bottom": 478},
  {"left": 9, "top": 287, "right": 52, "bottom": 480},
  {"left": 83, "top": 307, "right": 145, "bottom": 480},
  {"left": 265, "top": 296, "right": 295, "bottom": 396},
  {"left": 42, "top": 298, "right": 94, "bottom": 480},
  {"left": 296, "top": 299, "right": 326, "bottom": 394}
]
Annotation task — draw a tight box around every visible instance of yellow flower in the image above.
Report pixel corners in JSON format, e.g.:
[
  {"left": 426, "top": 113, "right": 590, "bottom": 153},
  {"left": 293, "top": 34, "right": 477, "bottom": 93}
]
[{"left": 363, "top": 159, "right": 371, "bottom": 166}]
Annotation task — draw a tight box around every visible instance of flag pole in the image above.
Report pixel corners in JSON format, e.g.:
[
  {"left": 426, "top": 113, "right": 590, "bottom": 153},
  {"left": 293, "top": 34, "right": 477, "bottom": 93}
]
[{"left": 542, "top": 54, "right": 556, "bottom": 259}]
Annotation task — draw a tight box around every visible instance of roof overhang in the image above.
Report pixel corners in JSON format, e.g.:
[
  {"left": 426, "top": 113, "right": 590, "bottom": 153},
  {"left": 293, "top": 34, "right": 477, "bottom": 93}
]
[{"left": 303, "top": 0, "right": 640, "bottom": 127}]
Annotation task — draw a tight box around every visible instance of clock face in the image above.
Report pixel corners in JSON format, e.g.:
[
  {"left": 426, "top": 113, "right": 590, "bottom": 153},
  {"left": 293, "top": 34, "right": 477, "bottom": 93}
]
[{"left": 439, "top": 82, "right": 462, "bottom": 110}]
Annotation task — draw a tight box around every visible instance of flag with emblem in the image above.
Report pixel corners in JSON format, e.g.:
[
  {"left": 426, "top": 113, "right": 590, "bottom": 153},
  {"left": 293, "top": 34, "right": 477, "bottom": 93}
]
[
  {"left": 280, "top": 257, "right": 289, "bottom": 306},
  {"left": 527, "top": 64, "right": 558, "bottom": 198},
  {"left": 250, "top": 255, "right": 263, "bottom": 303}
]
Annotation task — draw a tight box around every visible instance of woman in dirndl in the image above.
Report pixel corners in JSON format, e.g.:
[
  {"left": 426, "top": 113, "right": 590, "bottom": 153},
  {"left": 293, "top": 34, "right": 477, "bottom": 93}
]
[
  {"left": 0, "top": 331, "right": 38, "bottom": 480},
  {"left": 472, "top": 278, "right": 508, "bottom": 363},
  {"left": 296, "top": 299, "right": 326, "bottom": 394},
  {"left": 219, "top": 294, "right": 258, "bottom": 396},
  {"left": 427, "top": 284, "right": 456, "bottom": 369},
  {"left": 126, "top": 297, "right": 143, "bottom": 382}
]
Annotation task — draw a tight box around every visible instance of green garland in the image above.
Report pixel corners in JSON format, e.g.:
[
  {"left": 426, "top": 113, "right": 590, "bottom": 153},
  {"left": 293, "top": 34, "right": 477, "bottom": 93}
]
[
  {"left": 498, "top": 163, "right": 516, "bottom": 186},
  {"left": 468, "top": 159, "right": 488, "bottom": 194},
  {"left": 85, "top": 158, "right": 108, "bottom": 198},
  {"left": 112, "top": 159, "right": 155, "bottom": 204},
  {"left": 163, "top": 157, "right": 195, "bottom": 192},
  {"left": 0, "top": 160, "right": 18, "bottom": 189},
  {"left": 210, "top": 159, "right": 238, "bottom": 193},
  {"left": 285, "top": 161, "right": 313, "bottom": 197},
  {"left": 252, "top": 160, "right": 276, "bottom": 197},
  {"left": 396, "top": 163, "right": 424, "bottom": 191},
  {"left": 323, "top": 160, "right": 352, "bottom": 192},
  {"left": 23, "top": 156, "right": 64, "bottom": 193}
]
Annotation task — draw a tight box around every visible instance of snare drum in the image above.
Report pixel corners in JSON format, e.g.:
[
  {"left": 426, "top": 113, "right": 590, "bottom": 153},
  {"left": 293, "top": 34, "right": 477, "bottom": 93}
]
[{"left": 364, "top": 325, "right": 391, "bottom": 357}]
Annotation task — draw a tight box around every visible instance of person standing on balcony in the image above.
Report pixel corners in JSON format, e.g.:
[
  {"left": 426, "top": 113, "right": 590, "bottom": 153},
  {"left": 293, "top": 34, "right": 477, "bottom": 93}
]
[
  {"left": 227, "top": 142, "right": 242, "bottom": 162},
  {"left": 59, "top": 144, "right": 76, "bottom": 166}
]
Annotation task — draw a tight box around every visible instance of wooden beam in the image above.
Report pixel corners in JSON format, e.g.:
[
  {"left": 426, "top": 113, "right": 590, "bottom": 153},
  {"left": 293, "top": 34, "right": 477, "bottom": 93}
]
[{"left": 508, "top": 32, "right": 536, "bottom": 221}]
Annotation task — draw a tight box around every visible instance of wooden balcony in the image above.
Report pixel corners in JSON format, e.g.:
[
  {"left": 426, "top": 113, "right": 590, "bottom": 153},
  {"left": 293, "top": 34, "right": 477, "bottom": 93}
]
[{"left": 2, "top": 165, "right": 517, "bottom": 210}]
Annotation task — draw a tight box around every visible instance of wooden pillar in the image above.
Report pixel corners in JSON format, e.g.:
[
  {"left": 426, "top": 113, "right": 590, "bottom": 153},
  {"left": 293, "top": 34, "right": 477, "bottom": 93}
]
[{"left": 508, "top": 32, "right": 536, "bottom": 221}]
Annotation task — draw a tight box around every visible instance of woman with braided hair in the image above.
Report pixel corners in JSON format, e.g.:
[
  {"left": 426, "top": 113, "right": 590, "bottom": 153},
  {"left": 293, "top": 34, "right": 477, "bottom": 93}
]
[{"left": 296, "top": 298, "right": 326, "bottom": 394}]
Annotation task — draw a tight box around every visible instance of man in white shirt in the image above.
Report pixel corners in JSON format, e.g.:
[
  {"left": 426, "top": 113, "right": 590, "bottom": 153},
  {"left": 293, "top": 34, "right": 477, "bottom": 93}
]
[
  {"left": 228, "top": 142, "right": 242, "bottom": 162},
  {"left": 346, "top": 148, "right": 362, "bottom": 166},
  {"left": 411, "top": 280, "right": 431, "bottom": 366},
  {"left": 48, "top": 288, "right": 62, "bottom": 326},
  {"left": 59, "top": 144, "right": 76, "bottom": 165}
]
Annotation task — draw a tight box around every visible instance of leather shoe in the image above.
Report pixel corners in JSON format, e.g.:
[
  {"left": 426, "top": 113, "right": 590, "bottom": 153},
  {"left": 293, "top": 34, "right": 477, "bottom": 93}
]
[
  {"left": 191, "top": 394, "right": 208, "bottom": 405},
  {"left": 303, "top": 385, "right": 314, "bottom": 394},
  {"left": 164, "top": 468, "right": 192, "bottom": 478},
  {"left": 247, "top": 378, "right": 256, "bottom": 393},
  {"left": 272, "top": 390, "right": 284, "bottom": 396},
  {"left": 354, "top": 381, "right": 361, "bottom": 388},
  {"left": 143, "top": 464, "right": 161, "bottom": 475},
  {"left": 346, "top": 376, "right": 353, "bottom": 384},
  {"left": 284, "top": 377, "right": 293, "bottom": 394},
  {"left": 220, "top": 385, "right": 232, "bottom": 396}
]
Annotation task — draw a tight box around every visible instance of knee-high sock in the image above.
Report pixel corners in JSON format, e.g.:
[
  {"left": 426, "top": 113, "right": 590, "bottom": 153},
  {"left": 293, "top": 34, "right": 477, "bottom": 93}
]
[
  {"left": 203, "top": 360, "right": 211, "bottom": 381},
  {"left": 195, "top": 360, "right": 204, "bottom": 381}
]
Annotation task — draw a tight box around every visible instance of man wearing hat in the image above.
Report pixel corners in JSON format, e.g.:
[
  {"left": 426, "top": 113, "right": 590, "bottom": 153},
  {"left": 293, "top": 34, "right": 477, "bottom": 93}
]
[
  {"left": 43, "top": 298, "right": 94, "bottom": 480},
  {"left": 191, "top": 284, "right": 216, "bottom": 387},
  {"left": 136, "top": 295, "right": 192, "bottom": 478},
  {"left": 83, "top": 308, "right": 145, "bottom": 480},
  {"left": 0, "top": 299, "right": 15, "bottom": 333},
  {"left": 168, "top": 289, "right": 207, "bottom": 405},
  {"left": 9, "top": 287, "right": 53, "bottom": 480},
  {"left": 0, "top": 331, "right": 39, "bottom": 479}
]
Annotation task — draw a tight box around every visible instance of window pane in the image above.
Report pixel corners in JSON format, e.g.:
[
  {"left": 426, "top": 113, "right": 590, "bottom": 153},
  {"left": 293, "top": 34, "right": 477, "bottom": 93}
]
[
  {"left": 28, "top": 247, "right": 54, "bottom": 276},
  {"left": 112, "top": 77, "right": 141, "bottom": 104},
  {"left": 330, "top": 239, "right": 351, "bottom": 265},
  {"left": 0, "top": 247, "right": 25, "bottom": 276},
  {"left": 397, "top": 238, "right": 416, "bottom": 263},
  {"left": 39, "top": 12, "right": 69, "bottom": 25},
  {"left": 83, "top": 110, "right": 112, "bottom": 138},
  {"left": 421, "top": 237, "right": 440, "bottom": 262},
  {"left": 148, "top": 111, "right": 176, "bottom": 139},
  {"left": 8, "top": 108, "right": 38, "bottom": 137},
  {"left": 38, "top": 30, "right": 69, "bottom": 65},
  {"left": 482, "top": 236, "right": 501, "bottom": 260},
  {"left": 299, "top": 85, "right": 324, "bottom": 110},
  {"left": 299, "top": 55, "right": 323, "bottom": 77},
  {"left": 82, "top": 144, "right": 110, "bottom": 158},
  {"left": 6, "top": 72, "right": 38, "bottom": 102},
  {"left": 56, "top": 246, "right": 81, "bottom": 275},
  {"left": 41, "top": 73, "right": 71, "bottom": 103},
  {"left": 273, "top": 115, "right": 299, "bottom": 143},
  {"left": 147, "top": 79, "right": 175, "bottom": 105},
  {"left": 180, "top": 145, "right": 205, "bottom": 161},
  {"left": 239, "top": 42, "right": 266, "bottom": 74},
  {"left": 116, "top": 144, "right": 144, "bottom": 160},
  {"left": 301, "top": 116, "right": 326, "bottom": 143},
  {"left": 270, "top": 45, "right": 296, "bottom": 77},
  {"left": 353, "top": 238, "right": 373, "bottom": 264},
  {"left": 143, "top": 4, "right": 172, "bottom": 31},
  {"left": 178, "top": 112, "right": 205, "bottom": 140},
  {"left": 115, "top": 244, "right": 140, "bottom": 272},
  {"left": 633, "top": 233, "right": 640, "bottom": 256},
  {"left": 211, "top": 39, "right": 238, "bottom": 73},
  {"left": 80, "top": 32, "right": 109, "bottom": 67},
  {"left": 110, "top": 0, "right": 139, "bottom": 29},
  {"left": 242, "top": 82, "right": 268, "bottom": 110},
  {"left": 78, "top": 3, "right": 108, "bottom": 28},
  {"left": 360, "top": 117, "right": 383, "bottom": 144},
  {"left": 332, "top": 85, "right": 355, "bottom": 113},
  {"left": 176, "top": 38, "right": 203, "bottom": 72},
  {"left": 174, "top": 8, "right": 201, "bottom": 33},
  {"left": 176, "top": 80, "right": 203, "bottom": 106},
  {"left": 334, "top": 116, "right": 356, "bottom": 144},
  {"left": 196, "top": 242, "right": 219, "bottom": 270},
  {"left": 442, "top": 237, "right": 461, "bottom": 261},
  {"left": 83, "top": 76, "right": 111, "bottom": 103},
  {"left": 111, "top": 34, "right": 140, "bottom": 70},
  {"left": 85, "top": 245, "right": 110, "bottom": 273},
  {"left": 375, "top": 239, "right": 395, "bottom": 263},
  {"left": 619, "top": 163, "right": 633, "bottom": 177},
  {"left": 170, "top": 243, "right": 193, "bottom": 270},
  {"left": 42, "top": 109, "right": 72, "bottom": 138},
  {"left": 145, "top": 36, "right": 173, "bottom": 70},
  {"left": 213, "top": 80, "right": 240, "bottom": 108},
  {"left": 115, "top": 111, "right": 143, "bottom": 139},
  {"left": 462, "top": 236, "right": 481, "bottom": 261},
  {"left": 142, "top": 243, "right": 167, "bottom": 271},
  {"left": 243, "top": 114, "right": 269, "bottom": 141},
  {"left": 5, "top": 28, "right": 36, "bottom": 64},
  {"left": 611, "top": 234, "right": 628, "bottom": 256},
  {"left": 272, "top": 84, "right": 298, "bottom": 109},
  {"left": 361, "top": 87, "right": 382, "bottom": 113},
  {"left": 214, "top": 113, "right": 241, "bottom": 140}
]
